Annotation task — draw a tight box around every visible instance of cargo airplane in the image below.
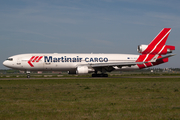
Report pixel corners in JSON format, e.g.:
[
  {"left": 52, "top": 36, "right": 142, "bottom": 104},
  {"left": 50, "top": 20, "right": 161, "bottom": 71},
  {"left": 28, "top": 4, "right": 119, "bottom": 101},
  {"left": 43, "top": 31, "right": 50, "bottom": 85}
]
[{"left": 3, "top": 28, "right": 175, "bottom": 78}]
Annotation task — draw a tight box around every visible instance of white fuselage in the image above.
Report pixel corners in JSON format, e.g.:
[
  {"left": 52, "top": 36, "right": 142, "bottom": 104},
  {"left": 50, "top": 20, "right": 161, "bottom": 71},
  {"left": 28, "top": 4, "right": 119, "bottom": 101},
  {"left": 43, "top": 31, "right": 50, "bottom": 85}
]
[{"left": 3, "top": 53, "right": 140, "bottom": 71}]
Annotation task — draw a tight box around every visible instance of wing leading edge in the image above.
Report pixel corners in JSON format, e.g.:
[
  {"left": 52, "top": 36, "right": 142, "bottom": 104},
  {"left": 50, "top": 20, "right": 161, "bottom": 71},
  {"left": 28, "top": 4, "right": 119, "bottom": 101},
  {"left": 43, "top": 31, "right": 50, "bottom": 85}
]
[{"left": 85, "top": 54, "right": 175, "bottom": 69}]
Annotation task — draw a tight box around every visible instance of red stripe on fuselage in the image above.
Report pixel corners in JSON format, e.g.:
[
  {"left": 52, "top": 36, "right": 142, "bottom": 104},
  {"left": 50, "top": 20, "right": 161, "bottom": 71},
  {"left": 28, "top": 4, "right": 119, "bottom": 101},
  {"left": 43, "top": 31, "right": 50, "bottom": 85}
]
[
  {"left": 28, "top": 56, "right": 35, "bottom": 67},
  {"left": 136, "top": 54, "right": 155, "bottom": 62},
  {"left": 145, "top": 62, "right": 152, "bottom": 67},
  {"left": 36, "top": 56, "right": 43, "bottom": 62},
  {"left": 137, "top": 64, "right": 146, "bottom": 69},
  {"left": 32, "top": 56, "right": 39, "bottom": 62},
  {"left": 136, "top": 55, "right": 154, "bottom": 69}
]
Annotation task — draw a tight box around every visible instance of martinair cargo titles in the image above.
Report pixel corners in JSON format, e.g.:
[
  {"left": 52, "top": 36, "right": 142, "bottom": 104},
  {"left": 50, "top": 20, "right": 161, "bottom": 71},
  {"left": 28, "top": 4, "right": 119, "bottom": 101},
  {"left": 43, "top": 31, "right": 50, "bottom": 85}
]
[{"left": 3, "top": 28, "right": 175, "bottom": 77}]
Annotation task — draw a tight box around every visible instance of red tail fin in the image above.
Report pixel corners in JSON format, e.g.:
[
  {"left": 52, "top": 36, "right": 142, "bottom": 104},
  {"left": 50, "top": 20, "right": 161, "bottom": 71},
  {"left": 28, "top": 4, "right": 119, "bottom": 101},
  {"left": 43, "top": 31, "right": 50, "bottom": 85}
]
[
  {"left": 148, "top": 28, "right": 171, "bottom": 47},
  {"left": 140, "top": 28, "right": 174, "bottom": 55},
  {"left": 136, "top": 28, "right": 175, "bottom": 69}
]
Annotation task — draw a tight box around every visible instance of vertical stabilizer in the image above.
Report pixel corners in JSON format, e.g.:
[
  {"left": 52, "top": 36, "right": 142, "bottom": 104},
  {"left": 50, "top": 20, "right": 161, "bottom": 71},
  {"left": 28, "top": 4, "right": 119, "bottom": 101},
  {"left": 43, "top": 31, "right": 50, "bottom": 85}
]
[{"left": 142, "top": 28, "right": 171, "bottom": 55}]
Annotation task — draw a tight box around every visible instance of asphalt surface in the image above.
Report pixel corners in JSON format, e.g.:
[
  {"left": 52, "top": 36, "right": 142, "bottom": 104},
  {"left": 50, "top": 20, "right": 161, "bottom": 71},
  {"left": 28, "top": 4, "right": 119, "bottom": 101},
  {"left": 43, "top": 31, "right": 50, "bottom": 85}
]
[{"left": 0, "top": 76, "right": 180, "bottom": 80}]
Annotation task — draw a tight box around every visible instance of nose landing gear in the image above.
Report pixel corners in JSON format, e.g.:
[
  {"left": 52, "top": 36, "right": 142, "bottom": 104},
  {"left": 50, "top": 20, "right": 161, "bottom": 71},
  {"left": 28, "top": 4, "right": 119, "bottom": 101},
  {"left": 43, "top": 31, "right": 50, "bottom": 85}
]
[{"left": 26, "top": 71, "right": 30, "bottom": 78}]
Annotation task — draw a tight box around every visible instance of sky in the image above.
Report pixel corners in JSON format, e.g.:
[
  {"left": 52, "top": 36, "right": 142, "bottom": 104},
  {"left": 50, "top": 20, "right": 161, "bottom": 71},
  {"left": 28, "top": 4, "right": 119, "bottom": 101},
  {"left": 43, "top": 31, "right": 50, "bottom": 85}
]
[{"left": 0, "top": 0, "right": 180, "bottom": 69}]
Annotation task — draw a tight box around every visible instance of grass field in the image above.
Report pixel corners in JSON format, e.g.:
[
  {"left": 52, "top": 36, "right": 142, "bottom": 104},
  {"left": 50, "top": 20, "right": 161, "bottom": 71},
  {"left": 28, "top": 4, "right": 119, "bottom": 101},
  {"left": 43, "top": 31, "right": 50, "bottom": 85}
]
[{"left": 0, "top": 78, "right": 180, "bottom": 120}]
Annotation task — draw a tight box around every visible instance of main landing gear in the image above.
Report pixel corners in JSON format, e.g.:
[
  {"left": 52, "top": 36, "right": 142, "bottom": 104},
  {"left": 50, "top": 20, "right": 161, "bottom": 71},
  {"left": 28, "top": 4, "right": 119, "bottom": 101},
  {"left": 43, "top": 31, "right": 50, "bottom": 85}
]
[
  {"left": 91, "top": 69, "right": 109, "bottom": 77},
  {"left": 92, "top": 74, "right": 108, "bottom": 77}
]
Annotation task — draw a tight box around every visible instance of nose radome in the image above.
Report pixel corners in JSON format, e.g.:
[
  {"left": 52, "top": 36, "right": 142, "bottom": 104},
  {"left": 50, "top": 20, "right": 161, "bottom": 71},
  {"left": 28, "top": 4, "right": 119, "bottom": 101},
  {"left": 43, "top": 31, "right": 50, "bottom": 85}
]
[
  {"left": 3, "top": 61, "right": 6, "bottom": 66},
  {"left": 3, "top": 60, "right": 10, "bottom": 68}
]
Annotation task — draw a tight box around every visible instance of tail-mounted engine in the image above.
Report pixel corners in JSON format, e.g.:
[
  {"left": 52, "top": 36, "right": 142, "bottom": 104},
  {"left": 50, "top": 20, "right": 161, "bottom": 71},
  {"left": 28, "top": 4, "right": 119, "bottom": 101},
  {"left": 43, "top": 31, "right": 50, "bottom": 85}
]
[
  {"left": 137, "top": 44, "right": 175, "bottom": 55},
  {"left": 137, "top": 44, "right": 148, "bottom": 53}
]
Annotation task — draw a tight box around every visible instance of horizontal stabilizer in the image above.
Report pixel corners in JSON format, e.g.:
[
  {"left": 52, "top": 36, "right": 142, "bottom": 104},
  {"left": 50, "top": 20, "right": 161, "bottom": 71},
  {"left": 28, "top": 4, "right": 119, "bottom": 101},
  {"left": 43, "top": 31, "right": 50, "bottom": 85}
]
[{"left": 156, "top": 54, "right": 176, "bottom": 61}]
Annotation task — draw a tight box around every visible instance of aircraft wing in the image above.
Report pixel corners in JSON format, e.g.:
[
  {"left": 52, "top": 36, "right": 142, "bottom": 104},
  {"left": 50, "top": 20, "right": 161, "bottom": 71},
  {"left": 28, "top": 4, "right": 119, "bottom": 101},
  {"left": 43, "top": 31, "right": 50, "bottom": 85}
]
[
  {"left": 83, "top": 54, "right": 176, "bottom": 68},
  {"left": 86, "top": 62, "right": 145, "bottom": 68}
]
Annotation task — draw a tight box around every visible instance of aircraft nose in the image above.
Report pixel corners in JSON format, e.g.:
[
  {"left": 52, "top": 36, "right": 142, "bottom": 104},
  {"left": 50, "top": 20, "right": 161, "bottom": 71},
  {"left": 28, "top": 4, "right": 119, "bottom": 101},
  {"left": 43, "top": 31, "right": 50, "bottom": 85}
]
[
  {"left": 3, "top": 61, "right": 8, "bottom": 67},
  {"left": 3, "top": 60, "right": 11, "bottom": 68}
]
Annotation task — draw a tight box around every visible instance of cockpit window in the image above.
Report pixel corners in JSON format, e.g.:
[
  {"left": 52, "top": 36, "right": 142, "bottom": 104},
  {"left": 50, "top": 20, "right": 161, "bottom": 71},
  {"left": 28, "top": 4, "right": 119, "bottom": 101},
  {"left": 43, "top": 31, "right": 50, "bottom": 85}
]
[{"left": 6, "top": 58, "right": 13, "bottom": 61}]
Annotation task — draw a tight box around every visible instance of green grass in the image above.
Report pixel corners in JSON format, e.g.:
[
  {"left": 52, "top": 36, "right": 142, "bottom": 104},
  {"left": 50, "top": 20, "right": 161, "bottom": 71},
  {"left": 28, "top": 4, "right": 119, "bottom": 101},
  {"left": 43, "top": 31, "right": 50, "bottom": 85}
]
[{"left": 0, "top": 78, "right": 180, "bottom": 120}]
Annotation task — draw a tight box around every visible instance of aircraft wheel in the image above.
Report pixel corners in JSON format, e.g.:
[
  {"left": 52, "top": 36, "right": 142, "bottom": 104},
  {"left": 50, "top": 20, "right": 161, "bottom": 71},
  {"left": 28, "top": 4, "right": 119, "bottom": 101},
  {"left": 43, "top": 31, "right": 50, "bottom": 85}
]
[
  {"left": 92, "top": 74, "right": 97, "bottom": 77},
  {"left": 103, "top": 74, "right": 108, "bottom": 77},
  {"left": 27, "top": 74, "right": 30, "bottom": 78},
  {"left": 92, "top": 74, "right": 108, "bottom": 77}
]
